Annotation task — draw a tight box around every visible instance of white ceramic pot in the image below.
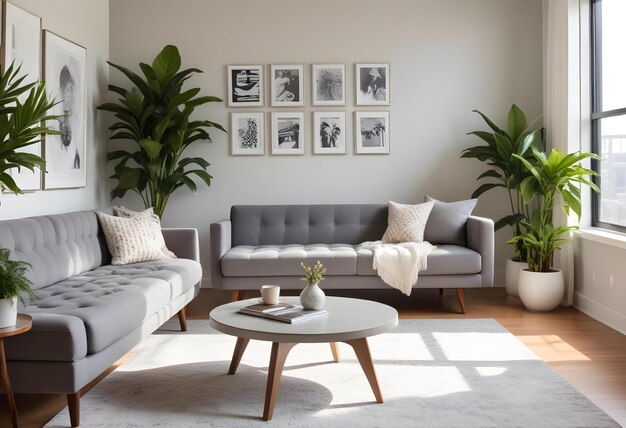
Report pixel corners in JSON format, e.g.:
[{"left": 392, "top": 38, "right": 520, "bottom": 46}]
[
  {"left": 505, "top": 259, "right": 528, "bottom": 297},
  {"left": 0, "top": 297, "right": 17, "bottom": 328},
  {"left": 518, "top": 268, "right": 564, "bottom": 312},
  {"left": 300, "top": 283, "right": 325, "bottom": 310}
]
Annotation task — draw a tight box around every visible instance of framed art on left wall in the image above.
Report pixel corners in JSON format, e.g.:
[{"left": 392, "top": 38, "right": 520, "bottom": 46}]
[
  {"left": 43, "top": 30, "right": 87, "bottom": 189},
  {"left": 2, "top": 2, "right": 42, "bottom": 191}
]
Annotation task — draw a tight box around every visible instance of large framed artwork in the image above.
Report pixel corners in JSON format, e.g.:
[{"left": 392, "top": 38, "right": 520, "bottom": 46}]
[
  {"left": 356, "top": 64, "right": 390, "bottom": 105},
  {"left": 231, "top": 112, "right": 264, "bottom": 156},
  {"left": 228, "top": 65, "right": 263, "bottom": 107},
  {"left": 312, "top": 64, "right": 345, "bottom": 106},
  {"left": 313, "top": 111, "right": 346, "bottom": 155},
  {"left": 2, "top": 2, "right": 42, "bottom": 190},
  {"left": 43, "top": 31, "right": 87, "bottom": 189},
  {"left": 270, "top": 64, "right": 303, "bottom": 107},
  {"left": 271, "top": 112, "right": 304, "bottom": 155},
  {"left": 355, "top": 111, "right": 390, "bottom": 154}
]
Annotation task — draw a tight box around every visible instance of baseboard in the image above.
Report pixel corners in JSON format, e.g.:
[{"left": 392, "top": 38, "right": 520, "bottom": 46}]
[{"left": 574, "top": 291, "right": 626, "bottom": 335}]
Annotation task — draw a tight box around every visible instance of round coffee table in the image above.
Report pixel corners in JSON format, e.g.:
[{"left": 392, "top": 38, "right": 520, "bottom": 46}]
[{"left": 209, "top": 296, "right": 398, "bottom": 420}]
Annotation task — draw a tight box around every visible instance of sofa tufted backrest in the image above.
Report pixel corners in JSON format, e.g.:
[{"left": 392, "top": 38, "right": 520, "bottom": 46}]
[
  {"left": 0, "top": 210, "right": 110, "bottom": 290},
  {"left": 231, "top": 205, "right": 388, "bottom": 246}
]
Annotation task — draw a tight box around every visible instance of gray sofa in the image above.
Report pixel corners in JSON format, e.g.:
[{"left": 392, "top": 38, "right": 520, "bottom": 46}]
[
  {"left": 0, "top": 210, "right": 202, "bottom": 427},
  {"left": 211, "top": 204, "right": 494, "bottom": 311}
]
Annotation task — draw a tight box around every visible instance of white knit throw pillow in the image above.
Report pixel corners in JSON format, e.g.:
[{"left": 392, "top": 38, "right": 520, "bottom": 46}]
[
  {"left": 97, "top": 212, "right": 167, "bottom": 265},
  {"left": 381, "top": 200, "right": 435, "bottom": 243},
  {"left": 112, "top": 206, "right": 176, "bottom": 258}
]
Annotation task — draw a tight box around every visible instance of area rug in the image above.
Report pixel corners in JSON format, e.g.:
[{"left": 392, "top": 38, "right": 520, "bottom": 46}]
[{"left": 47, "top": 319, "right": 618, "bottom": 427}]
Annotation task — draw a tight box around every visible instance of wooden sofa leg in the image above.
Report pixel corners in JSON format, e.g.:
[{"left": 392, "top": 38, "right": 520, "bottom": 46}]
[
  {"left": 231, "top": 290, "right": 245, "bottom": 302},
  {"left": 68, "top": 392, "right": 80, "bottom": 427},
  {"left": 456, "top": 288, "right": 466, "bottom": 314},
  {"left": 177, "top": 309, "right": 188, "bottom": 332},
  {"left": 439, "top": 288, "right": 444, "bottom": 296}
]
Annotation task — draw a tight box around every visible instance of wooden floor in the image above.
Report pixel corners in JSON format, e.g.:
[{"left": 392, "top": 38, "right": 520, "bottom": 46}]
[{"left": 2, "top": 287, "right": 626, "bottom": 427}]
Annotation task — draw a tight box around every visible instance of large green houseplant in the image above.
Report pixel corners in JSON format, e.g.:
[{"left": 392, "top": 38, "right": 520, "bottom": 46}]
[
  {"left": 508, "top": 148, "right": 600, "bottom": 311},
  {"left": 98, "top": 45, "right": 226, "bottom": 218},
  {"left": 0, "top": 62, "right": 59, "bottom": 194}
]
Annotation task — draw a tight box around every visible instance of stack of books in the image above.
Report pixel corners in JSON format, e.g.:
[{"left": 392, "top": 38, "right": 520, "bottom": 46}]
[{"left": 238, "top": 301, "right": 328, "bottom": 324}]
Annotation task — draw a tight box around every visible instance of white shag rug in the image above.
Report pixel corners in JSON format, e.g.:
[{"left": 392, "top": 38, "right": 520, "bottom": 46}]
[{"left": 47, "top": 319, "right": 618, "bottom": 428}]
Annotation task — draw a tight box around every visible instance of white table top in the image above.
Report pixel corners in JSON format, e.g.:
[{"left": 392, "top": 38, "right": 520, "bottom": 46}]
[{"left": 209, "top": 296, "right": 398, "bottom": 343}]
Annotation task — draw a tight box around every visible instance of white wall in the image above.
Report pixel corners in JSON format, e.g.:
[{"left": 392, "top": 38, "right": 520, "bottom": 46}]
[
  {"left": 109, "top": 0, "right": 544, "bottom": 284},
  {"left": 0, "top": 0, "right": 109, "bottom": 220}
]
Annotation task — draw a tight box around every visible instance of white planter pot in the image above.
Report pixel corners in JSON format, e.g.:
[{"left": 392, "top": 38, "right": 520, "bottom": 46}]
[
  {"left": 0, "top": 297, "right": 17, "bottom": 328},
  {"left": 505, "top": 259, "right": 528, "bottom": 297},
  {"left": 518, "top": 268, "right": 564, "bottom": 312},
  {"left": 300, "top": 283, "right": 325, "bottom": 310}
]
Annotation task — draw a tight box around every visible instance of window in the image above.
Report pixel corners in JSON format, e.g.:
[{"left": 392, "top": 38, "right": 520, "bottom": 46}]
[{"left": 591, "top": 0, "right": 626, "bottom": 231}]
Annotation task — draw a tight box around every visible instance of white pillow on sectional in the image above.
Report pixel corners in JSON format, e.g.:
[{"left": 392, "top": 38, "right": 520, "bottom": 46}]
[{"left": 381, "top": 200, "right": 435, "bottom": 243}]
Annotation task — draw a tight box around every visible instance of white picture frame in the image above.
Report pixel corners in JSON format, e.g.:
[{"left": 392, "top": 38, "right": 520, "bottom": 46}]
[
  {"left": 3, "top": 2, "right": 42, "bottom": 191},
  {"left": 227, "top": 65, "right": 263, "bottom": 107},
  {"left": 355, "top": 111, "right": 390, "bottom": 154},
  {"left": 270, "top": 64, "right": 303, "bottom": 107},
  {"left": 313, "top": 111, "right": 346, "bottom": 155},
  {"left": 356, "top": 63, "right": 390, "bottom": 105},
  {"left": 312, "top": 64, "right": 345, "bottom": 106},
  {"left": 271, "top": 112, "right": 305, "bottom": 155},
  {"left": 43, "top": 31, "right": 87, "bottom": 189},
  {"left": 231, "top": 112, "right": 264, "bottom": 156}
]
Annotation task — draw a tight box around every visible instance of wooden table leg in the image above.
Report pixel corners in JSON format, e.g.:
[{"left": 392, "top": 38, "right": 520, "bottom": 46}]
[
  {"left": 0, "top": 339, "right": 19, "bottom": 427},
  {"left": 330, "top": 342, "right": 340, "bottom": 362},
  {"left": 228, "top": 337, "right": 250, "bottom": 375},
  {"left": 344, "top": 338, "right": 383, "bottom": 403},
  {"left": 263, "top": 342, "right": 296, "bottom": 421}
]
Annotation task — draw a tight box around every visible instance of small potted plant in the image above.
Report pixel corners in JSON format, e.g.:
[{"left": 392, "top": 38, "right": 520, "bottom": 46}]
[
  {"left": 300, "top": 261, "right": 326, "bottom": 310},
  {"left": 0, "top": 248, "right": 36, "bottom": 328}
]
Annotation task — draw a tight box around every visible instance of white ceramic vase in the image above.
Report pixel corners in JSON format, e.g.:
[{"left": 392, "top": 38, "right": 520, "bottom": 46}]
[
  {"left": 0, "top": 297, "right": 17, "bottom": 328},
  {"left": 505, "top": 259, "right": 528, "bottom": 297},
  {"left": 300, "top": 283, "right": 325, "bottom": 310},
  {"left": 518, "top": 268, "right": 564, "bottom": 312}
]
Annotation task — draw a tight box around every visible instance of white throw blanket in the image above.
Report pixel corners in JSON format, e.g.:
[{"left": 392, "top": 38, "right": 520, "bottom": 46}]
[{"left": 360, "top": 241, "right": 436, "bottom": 296}]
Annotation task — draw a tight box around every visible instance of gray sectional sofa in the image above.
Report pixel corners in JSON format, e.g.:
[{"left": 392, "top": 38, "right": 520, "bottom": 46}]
[
  {"left": 0, "top": 210, "right": 202, "bottom": 427},
  {"left": 211, "top": 204, "right": 494, "bottom": 311}
]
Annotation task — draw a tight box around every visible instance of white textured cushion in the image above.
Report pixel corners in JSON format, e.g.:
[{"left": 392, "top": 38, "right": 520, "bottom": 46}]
[
  {"left": 381, "top": 200, "right": 435, "bottom": 243},
  {"left": 113, "top": 206, "right": 176, "bottom": 258},
  {"left": 97, "top": 212, "right": 167, "bottom": 265}
]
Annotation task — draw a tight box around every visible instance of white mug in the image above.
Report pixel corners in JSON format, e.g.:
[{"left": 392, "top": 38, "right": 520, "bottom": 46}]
[{"left": 260, "top": 285, "right": 280, "bottom": 305}]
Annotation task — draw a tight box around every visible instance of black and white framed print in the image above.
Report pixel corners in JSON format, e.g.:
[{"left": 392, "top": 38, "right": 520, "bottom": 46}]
[
  {"left": 355, "top": 111, "right": 390, "bottom": 154},
  {"left": 356, "top": 64, "right": 390, "bottom": 105},
  {"left": 231, "top": 112, "right": 264, "bottom": 156},
  {"left": 271, "top": 64, "right": 303, "bottom": 107},
  {"left": 312, "top": 64, "right": 345, "bottom": 106},
  {"left": 228, "top": 65, "right": 263, "bottom": 107},
  {"left": 43, "top": 31, "right": 87, "bottom": 189},
  {"left": 313, "top": 112, "right": 346, "bottom": 155},
  {"left": 2, "top": 2, "right": 42, "bottom": 190},
  {"left": 271, "top": 112, "right": 305, "bottom": 155}
]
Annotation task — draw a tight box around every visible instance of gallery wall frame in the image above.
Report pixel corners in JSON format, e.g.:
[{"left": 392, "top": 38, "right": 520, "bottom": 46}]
[
  {"left": 228, "top": 64, "right": 263, "bottom": 107},
  {"left": 2, "top": 1, "right": 42, "bottom": 191},
  {"left": 356, "top": 63, "right": 390, "bottom": 105},
  {"left": 231, "top": 112, "right": 265, "bottom": 156},
  {"left": 271, "top": 111, "right": 305, "bottom": 155},
  {"left": 355, "top": 111, "right": 390, "bottom": 154},
  {"left": 312, "top": 64, "right": 345, "bottom": 106},
  {"left": 313, "top": 111, "right": 346, "bottom": 155},
  {"left": 270, "top": 64, "right": 303, "bottom": 107},
  {"left": 43, "top": 30, "right": 87, "bottom": 189}
]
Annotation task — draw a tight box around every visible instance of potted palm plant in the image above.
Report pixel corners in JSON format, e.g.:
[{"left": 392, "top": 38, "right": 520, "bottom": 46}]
[
  {"left": 98, "top": 45, "right": 225, "bottom": 218},
  {"left": 461, "top": 104, "right": 543, "bottom": 296},
  {"left": 508, "top": 148, "right": 600, "bottom": 311},
  {"left": 0, "top": 248, "right": 36, "bottom": 328}
]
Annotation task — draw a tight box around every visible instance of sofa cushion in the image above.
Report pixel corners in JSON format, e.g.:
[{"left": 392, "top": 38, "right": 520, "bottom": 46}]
[
  {"left": 21, "top": 259, "right": 201, "bottom": 354},
  {"left": 356, "top": 244, "right": 481, "bottom": 276},
  {"left": 221, "top": 244, "right": 357, "bottom": 276},
  {"left": 424, "top": 196, "right": 477, "bottom": 245},
  {"left": 381, "top": 201, "right": 435, "bottom": 243}
]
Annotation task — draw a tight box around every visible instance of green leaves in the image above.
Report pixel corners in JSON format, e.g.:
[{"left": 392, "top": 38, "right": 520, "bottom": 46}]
[
  {"left": 99, "top": 44, "right": 225, "bottom": 217},
  {"left": 0, "top": 248, "right": 36, "bottom": 304}
]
